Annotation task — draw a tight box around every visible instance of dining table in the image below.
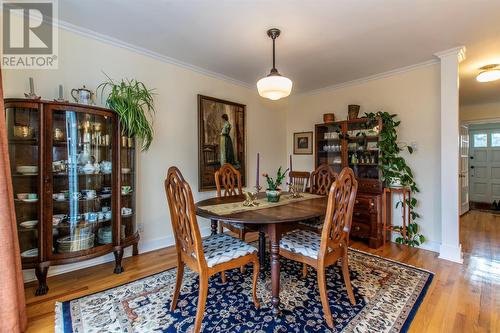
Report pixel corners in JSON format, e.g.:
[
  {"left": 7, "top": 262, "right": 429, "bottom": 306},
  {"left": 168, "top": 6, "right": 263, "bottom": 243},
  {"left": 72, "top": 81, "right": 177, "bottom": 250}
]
[{"left": 195, "top": 191, "right": 328, "bottom": 316}]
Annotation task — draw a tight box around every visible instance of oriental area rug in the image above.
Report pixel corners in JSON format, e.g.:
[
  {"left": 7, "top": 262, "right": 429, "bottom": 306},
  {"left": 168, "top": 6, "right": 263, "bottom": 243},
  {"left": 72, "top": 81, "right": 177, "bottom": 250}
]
[{"left": 55, "top": 248, "right": 433, "bottom": 333}]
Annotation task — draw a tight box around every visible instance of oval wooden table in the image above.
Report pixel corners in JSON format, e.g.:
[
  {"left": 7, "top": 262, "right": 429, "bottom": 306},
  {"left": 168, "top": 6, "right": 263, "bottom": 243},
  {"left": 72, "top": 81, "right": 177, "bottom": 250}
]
[{"left": 195, "top": 192, "right": 328, "bottom": 316}]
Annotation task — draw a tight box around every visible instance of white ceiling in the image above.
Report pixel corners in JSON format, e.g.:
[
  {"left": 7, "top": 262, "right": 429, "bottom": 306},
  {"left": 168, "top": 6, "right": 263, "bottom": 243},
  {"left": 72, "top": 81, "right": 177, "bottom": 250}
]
[{"left": 60, "top": 0, "right": 500, "bottom": 103}]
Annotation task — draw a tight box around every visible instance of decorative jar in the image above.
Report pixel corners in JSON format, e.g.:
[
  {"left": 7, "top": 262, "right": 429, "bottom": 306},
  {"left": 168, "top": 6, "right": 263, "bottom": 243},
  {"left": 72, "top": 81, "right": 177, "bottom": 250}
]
[{"left": 266, "top": 190, "right": 281, "bottom": 202}]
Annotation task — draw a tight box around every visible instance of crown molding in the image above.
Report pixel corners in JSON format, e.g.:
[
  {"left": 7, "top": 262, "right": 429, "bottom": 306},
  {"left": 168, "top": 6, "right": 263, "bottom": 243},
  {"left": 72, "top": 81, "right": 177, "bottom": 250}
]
[
  {"left": 54, "top": 19, "right": 253, "bottom": 90},
  {"left": 296, "top": 59, "right": 440, "bottom": 97},
  {"left": 434, "top": 46, "right": 466, "bottom": 62}
]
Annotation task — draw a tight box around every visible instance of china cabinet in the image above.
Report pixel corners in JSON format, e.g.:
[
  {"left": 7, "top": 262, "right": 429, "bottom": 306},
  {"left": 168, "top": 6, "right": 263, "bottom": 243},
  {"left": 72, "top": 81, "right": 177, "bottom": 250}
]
[
  {"left": 5, "top": 99, "right": 139, "bottom": 295},
  {"left": 315, "top": 118, "right": 387, "bottom": 248}
]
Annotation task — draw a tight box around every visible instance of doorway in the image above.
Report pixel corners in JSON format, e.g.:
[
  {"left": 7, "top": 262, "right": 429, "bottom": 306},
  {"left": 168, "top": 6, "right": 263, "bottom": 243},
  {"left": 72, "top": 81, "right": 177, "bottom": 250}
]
[{"left": 468, "top": 123, "right": 500, "bottom": 210}]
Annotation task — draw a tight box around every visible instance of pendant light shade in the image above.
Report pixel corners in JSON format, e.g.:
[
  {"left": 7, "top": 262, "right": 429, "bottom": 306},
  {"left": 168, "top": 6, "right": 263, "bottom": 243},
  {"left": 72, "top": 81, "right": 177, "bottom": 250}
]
[{"left": 257, "top": 28, "right": 292, "bottom": 100}]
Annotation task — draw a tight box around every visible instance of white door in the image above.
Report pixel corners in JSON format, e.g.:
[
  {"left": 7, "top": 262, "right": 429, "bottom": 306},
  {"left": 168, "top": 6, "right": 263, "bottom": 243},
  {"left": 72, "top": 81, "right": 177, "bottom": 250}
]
[
  {"left": 459, "top": 125, "right": 469, "bottom": 215},
  {"left": 469, "top": 129, "right": 500, "bottom": 204}
]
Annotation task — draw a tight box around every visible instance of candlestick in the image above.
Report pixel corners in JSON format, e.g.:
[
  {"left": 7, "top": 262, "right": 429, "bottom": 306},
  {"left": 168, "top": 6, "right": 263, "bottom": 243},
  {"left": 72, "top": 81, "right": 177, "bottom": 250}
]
[
  {"left": 29, "top": 77, "right": 34, "bottom": 94},
  {"left": 256, "top": 152, "right": 260, "bottom": 188}
]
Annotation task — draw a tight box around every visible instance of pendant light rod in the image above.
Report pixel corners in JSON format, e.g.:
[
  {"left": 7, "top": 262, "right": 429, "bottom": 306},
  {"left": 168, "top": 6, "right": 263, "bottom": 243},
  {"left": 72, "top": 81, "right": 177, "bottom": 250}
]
[{"left": 267, "top": 28, "right": 281, "bottom": 75}]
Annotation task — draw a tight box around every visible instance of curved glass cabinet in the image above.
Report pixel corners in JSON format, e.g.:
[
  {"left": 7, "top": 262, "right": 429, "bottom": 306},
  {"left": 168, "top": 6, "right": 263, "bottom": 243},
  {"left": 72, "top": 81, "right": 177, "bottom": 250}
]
[{"left": 5, "top": 99, "right": 139, "bottom": 295}]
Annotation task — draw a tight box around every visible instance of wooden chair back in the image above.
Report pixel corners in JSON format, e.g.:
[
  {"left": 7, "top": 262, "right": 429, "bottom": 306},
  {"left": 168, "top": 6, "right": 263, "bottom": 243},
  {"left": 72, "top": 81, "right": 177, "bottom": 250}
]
[
  {"left": 320, "top": 167, "right": 358, "bottom": 257},
  {"left": 165, "top": 167, "right": 206, "bottom": 270},
  {"left": 289, "top": 171, "right": 310, "bottom": 192},
  {"left": 309, "top": 164, "right": 337, "bottom": 195},
  {"left": 215, "top": 163, "right": 242, "bottom": 197}
]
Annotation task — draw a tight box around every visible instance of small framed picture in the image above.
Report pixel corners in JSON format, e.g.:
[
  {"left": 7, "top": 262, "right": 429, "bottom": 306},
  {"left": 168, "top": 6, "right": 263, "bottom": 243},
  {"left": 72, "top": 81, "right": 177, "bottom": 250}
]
[{"left": 293, "top": 131, "right": 313, "bottom": 155}]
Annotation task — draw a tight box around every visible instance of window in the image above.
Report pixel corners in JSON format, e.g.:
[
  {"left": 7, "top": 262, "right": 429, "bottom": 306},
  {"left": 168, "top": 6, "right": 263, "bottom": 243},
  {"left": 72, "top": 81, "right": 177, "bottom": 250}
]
[
  {"left": 492, "top": 132, "right": 500, "bottom": 147},
  {"left": 473, "top": 133, "right": 488, "bottom": 148}
]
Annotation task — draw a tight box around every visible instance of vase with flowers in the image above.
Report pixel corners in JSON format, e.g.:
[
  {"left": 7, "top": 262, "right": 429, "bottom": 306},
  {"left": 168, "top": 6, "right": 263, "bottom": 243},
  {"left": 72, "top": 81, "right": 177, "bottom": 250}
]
[{"left": 263, "top": 166, "right": 289, "bottom": 202}]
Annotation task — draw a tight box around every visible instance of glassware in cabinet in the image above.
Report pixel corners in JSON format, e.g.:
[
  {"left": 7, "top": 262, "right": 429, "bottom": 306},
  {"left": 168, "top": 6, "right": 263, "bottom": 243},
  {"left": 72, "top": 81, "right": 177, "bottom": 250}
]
[{"left": 49, "top": 109, "right": 115, "bottom": 255}]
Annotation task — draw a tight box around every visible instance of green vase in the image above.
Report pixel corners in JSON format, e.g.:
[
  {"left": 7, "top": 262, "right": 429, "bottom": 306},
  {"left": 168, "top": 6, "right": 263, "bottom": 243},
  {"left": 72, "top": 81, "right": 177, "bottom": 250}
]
[{"left": 266, "top": 190, "right": 281, "bottom": 202}]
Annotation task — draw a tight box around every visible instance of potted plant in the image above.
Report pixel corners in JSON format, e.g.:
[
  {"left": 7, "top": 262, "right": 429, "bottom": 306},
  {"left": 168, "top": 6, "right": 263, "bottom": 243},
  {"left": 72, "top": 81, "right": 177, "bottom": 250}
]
[
  {"left": 365, "top": 111, "right": 425, "bottom": 247},
  {"left": 263, "top": 167, "right": 289, "bottom": 202},
  {"left": 98, "top": 75, "right": 155, "bottom": 151}
]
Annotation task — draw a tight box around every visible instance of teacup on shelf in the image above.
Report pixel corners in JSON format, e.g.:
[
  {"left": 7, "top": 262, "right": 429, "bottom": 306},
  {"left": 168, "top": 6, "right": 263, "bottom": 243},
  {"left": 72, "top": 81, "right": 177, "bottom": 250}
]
[
  {"left": 121, "top": 185, "right": 132, "bottom": 195},
  {"left": 121, "top": 207, "right": 132, "bottom": 216}
]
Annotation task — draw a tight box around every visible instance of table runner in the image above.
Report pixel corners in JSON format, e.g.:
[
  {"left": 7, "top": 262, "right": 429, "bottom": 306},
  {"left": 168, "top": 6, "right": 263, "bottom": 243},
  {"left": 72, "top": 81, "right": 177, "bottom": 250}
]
[{"left": 199, "top": 192, "right": 324, "bottom": 216}]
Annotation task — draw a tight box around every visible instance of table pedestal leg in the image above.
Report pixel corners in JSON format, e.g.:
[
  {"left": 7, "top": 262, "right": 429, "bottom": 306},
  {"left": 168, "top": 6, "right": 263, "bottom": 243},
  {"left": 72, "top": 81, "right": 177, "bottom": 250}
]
[
  {"left": 258, "top": 231, "right": 266, "bottom": 278},
  {"left": 210, "top": 219, "right": 218, "bottom": 236},
  {"left": 269, "top": 224, "right": 281, "bottom": 316}
]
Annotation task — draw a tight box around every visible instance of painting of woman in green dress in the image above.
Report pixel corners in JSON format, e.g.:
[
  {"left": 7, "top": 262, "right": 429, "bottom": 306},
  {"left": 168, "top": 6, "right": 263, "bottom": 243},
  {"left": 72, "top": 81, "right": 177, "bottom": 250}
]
[
  {"left": 198, "top": 95, "right": 246, "bottom": 191},
  {"left": 220, "top": 113, "right": 235, "bottom": 165}
]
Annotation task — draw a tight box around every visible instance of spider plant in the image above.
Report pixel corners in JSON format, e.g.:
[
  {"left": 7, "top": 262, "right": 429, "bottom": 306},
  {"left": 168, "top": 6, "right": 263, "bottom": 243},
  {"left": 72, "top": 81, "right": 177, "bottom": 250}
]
[{"left": 98, "top": 75, "right": 155, "bottom": 151}]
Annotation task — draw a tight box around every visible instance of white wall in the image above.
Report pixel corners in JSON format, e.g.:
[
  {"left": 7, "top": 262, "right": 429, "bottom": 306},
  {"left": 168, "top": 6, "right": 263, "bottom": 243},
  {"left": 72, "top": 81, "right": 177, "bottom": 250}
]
[
  {"left": 460, "top": 101, "right": 500, "bottom": 123},
  {"left": 3, "top": 27, "right": 287, "bottom": 280},
  {"left": 285, "top": 64, "right": 442, "bottom": 251}
]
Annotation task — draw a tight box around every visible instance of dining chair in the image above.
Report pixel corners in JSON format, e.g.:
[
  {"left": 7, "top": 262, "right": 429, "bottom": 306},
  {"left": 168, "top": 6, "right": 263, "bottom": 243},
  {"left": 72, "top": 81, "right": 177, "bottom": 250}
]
[
  {"left": 215, "top": 163, "right": 257, "bottom": 241},
  {"left": 298, "top": 164, "right": 338, "bottom": 232},
  {"left": 279, "top": 167, "right": 358, "bottom": 328},
  {"left": 288, "top": 170, "right": 310, "bottom": 193},
  {"left": 165, "top": 166, "right": 260, "bottom": 333}
]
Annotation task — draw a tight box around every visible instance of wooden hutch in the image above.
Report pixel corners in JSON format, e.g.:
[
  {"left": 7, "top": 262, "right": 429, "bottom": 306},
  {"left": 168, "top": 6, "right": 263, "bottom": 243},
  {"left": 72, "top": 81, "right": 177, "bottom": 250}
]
[
  {"left": 315, "top": 118, "right": 386, "bottom": 248},
  {"left": 5, "top": 99, "right": 139, "bottom": 295}
]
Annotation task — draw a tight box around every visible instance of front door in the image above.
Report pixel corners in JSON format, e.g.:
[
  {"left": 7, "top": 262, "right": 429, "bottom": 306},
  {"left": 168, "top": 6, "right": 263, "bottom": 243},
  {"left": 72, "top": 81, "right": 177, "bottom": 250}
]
[
  {"left": 459, "top": 125, "right": 469, "bottom": 215},
  {"left": 469, "top": 128, "right": 500, "bottom": 204}
]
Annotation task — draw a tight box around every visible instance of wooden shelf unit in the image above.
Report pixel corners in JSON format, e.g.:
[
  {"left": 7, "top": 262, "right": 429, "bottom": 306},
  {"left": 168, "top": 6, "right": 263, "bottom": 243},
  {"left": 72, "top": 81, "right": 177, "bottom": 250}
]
[{"left": 314, "top": 118, "right": 387, "bottom": 248}]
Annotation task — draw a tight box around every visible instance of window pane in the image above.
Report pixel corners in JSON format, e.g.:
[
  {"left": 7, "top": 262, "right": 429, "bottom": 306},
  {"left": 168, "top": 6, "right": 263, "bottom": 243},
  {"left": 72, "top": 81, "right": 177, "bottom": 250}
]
[
  {"left": 492, "top": 132, "right": 500, "bottom": 147},
  {"left": 473, "top": 133, "right": 487, "bottom": 147}
]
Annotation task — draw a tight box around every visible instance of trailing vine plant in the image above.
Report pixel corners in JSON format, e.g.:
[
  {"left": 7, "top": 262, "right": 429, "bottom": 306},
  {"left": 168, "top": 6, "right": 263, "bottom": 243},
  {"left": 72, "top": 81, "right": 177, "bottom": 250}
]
[{"left": 364, "top": 111, "right": 425, "bottom": 246}]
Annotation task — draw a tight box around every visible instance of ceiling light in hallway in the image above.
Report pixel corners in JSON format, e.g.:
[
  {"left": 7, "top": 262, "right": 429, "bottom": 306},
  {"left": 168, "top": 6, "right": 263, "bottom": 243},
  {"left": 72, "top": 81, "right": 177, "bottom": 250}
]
[{"left": 476, "top": 64, "right": 500, "bottom": 82}]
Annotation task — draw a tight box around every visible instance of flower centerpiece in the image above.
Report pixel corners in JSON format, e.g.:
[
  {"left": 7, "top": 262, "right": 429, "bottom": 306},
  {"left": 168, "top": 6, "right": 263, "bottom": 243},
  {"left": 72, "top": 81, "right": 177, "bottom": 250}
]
[{"left": 263, "top": 166, "right": 289, "bottom": 202}]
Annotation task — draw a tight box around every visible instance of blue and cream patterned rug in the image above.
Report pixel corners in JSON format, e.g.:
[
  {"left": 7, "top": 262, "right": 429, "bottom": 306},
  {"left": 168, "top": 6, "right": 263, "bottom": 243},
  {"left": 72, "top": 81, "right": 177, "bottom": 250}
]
[{"left": 55, "top": 248, "right": 433, "bottom": 332}]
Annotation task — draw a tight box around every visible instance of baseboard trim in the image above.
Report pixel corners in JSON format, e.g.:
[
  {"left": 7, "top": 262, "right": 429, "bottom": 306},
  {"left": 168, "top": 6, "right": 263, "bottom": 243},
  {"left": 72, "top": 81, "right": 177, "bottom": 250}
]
[{"left": 438, "top": 244, "right": 464, "bottom": 264}]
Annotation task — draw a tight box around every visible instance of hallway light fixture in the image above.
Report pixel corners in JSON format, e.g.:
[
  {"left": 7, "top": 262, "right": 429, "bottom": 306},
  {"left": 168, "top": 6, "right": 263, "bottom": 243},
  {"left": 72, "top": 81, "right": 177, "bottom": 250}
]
[
  {"left": 476, "top": 64, "right": 500, "bottom": 82},
  {"left": 257, "top": 28, "right": 293, "bottom": 100}
]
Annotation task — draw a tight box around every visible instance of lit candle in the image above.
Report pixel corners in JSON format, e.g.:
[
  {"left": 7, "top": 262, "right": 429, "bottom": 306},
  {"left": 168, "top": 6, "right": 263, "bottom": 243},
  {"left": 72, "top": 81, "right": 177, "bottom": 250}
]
[
  {"left": 29, "top": 77, "right": 34, "bottom": 94},
  {"left": 256, "top": 153, "right": 260, "bottom": 188},
  {"left": 58, "top": 84, "right": 63, "bottom": 99}
]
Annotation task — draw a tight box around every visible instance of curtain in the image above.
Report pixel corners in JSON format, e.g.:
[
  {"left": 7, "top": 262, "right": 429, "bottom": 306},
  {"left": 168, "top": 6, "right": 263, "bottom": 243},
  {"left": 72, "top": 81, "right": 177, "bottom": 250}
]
[{"left": 0, "top": 69, "right": 28, "bottom": 331}]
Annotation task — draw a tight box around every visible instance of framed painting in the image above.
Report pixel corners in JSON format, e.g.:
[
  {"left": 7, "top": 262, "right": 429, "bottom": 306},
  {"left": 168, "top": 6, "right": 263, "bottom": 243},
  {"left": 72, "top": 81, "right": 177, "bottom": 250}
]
[
  {"left": 294, "top": 131, "right": 313, "bottom": 155},
  {"left": 198, "top": 95, "right": 246, "bottom": 191}
]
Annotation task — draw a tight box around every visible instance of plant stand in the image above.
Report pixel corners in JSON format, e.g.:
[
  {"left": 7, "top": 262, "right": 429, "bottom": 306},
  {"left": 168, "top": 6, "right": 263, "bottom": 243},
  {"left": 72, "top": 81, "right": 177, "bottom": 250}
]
[{"left": 382, "top": 187, "right": 412, "bottom": 244}]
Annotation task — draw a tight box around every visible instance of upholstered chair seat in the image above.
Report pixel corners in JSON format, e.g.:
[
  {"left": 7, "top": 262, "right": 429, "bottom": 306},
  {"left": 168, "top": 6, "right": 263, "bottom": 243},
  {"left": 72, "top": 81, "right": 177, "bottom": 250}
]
[
  {"left": 298, "top": 217, "right": 324, "bottom": 231},
  {"left": 280, "top": 229, "right": 323, "bottom": 259},
  {"left": 201, "top": 234, "right": 257, "bottom": 267}
]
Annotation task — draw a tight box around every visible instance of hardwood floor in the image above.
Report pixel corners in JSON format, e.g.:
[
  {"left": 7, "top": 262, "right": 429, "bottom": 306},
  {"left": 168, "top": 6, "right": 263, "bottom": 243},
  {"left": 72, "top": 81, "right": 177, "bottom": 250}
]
[{"left": 24, "top": 211, "right": 499, "bottom": 332}]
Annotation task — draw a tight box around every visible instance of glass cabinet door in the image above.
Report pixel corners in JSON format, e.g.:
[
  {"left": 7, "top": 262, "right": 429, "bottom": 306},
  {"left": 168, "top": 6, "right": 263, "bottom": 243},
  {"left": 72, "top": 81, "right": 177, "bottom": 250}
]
[
  {"left": 346, "top": 120, "right": 380, "bottom": 179},
  {"left": 6, "top": 104, "right": 40, "bottom": 262},
  {"left": 316, "top": 124, "right": 343, "bottom": 174},
  {"left": 50, "top": 109, "right": 115, "bottom": 255},
  {"left": 120, "top": 136, "right": 136, "bottom": 240}
]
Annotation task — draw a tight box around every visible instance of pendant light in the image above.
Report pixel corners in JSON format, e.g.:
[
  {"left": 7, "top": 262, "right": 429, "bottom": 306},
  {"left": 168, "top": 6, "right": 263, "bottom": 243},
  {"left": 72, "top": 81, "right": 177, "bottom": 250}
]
[
  {"left": 257, "top": 28, "right": 293, "bottom": 100},
  {"left": 476, "top": 64, "right": 500, "bottom": 82}
]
